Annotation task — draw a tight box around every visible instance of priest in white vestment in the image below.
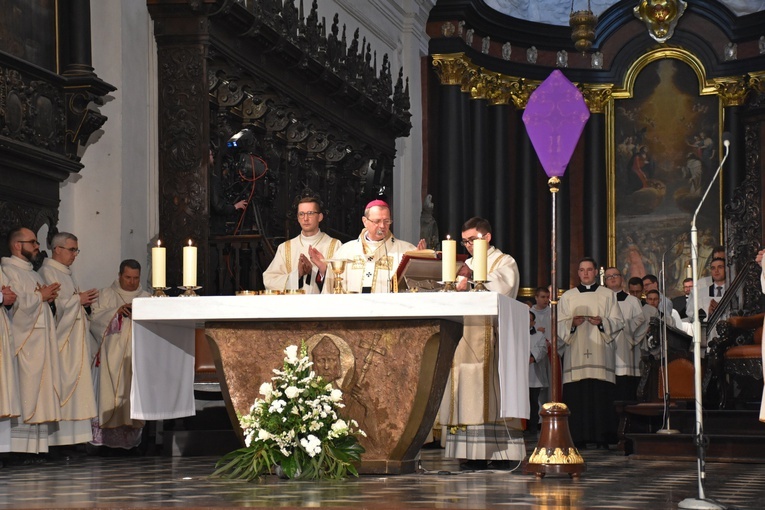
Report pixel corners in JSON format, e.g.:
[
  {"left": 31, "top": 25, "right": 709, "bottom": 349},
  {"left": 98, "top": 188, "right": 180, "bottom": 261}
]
[
  {"left": 439, "top": 217, "right": 524, "bottom": 470},
  {"left": 0, "top": 270, "right": 21, "bottom": 452},
  {"left": 263, "top": 196, "right": 340, "bottom": 293},
  {"left": 90, "top": 259, "right": 149, "bottom": 449},
  {"left": 558, "top": 257, "right": 624, "bottom": 448},
  {"left": 2, "top": 227, "right": 61, "bottom": 454},
  {"left": 39, "top": 232, "right": 99, "bottom": 445},
  {"left": 325, "top": 200, "right": 423, "bottom": 293},
  {"left": 604, "top": 267, "right": 647, "bottom": 402}
]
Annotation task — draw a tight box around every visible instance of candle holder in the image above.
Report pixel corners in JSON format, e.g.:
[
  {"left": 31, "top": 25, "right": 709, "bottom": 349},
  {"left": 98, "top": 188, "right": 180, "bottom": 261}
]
[
  {"left": 178, "top": 286, "right": 202, "bottom": 297},
  {"left": 152, "top": 287, "right": 169, "bottom": 297},
  {"left": 470, "top": 280, "right": 489, "bottom": 292},
  {"left": 439, "top": 281, "right": 456, "bottom": 292},
  {"left": 326, "top": 259, "right": 349, "bottom": 294}
]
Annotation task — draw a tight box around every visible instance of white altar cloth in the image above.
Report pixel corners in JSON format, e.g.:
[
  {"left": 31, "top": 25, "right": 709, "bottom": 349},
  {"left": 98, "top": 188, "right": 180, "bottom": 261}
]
[{"left": 130, "top": 292, "right": 529, "bottom": 421}]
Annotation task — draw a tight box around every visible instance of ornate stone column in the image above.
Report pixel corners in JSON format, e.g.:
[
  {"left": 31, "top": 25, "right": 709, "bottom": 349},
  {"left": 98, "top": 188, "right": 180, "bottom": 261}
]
[
  {"left": 148, "top": 0, "right": 213, "bottom": 291},
  {"left": 432, "top": 53, "right": 469, "bottom": 238},
  {"left": 715, "top": 77, "right": 750, "bottom": 208},
  {"left": 60, "top": 0, "right": 94, "bottom": 76},
  {"left": 582, "top": 85, "right": 612, "bottom": 267},
  {"left": 508, "top": 79, "right": 537, "bottom": 295}
]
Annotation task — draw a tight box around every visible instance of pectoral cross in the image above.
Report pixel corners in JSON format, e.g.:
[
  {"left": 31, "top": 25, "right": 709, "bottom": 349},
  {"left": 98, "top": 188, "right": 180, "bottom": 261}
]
[{"left": 583, "top": 349, "right": 593, "bottom": 359}]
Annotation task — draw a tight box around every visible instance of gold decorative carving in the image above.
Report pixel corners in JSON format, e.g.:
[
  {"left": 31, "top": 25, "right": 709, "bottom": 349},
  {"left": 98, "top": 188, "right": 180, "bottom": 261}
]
[
  {"left": 581, "top": 84, "right": 613, "bottom": 114},
  {"left": 548, "top": 176, "right": 561, "bottom": 194},
  {"left": 542, "top": 401, "right": 568, "bottom": 411},
  {"left": 749, "top": 71, "right": 765, "bottom": 95},
  {"left": 714, "top": 76, "right": 750, "bottom": 107},
  {"left": 509, "top": 79, "right": 538, "bottom": 110},
  {"left": 633, "top": 0, "right": 687, "bottom": 43},
  {"left": 431, "top": 53, "right": 469, "bottom": 86},
  {"left": 528, "top": 446, "right": 585, "bottom": 465}
]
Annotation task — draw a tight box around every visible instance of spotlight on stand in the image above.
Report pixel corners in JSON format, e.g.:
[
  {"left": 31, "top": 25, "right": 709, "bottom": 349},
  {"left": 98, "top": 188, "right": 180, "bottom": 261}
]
[{"left": 227, "top": 127, "right": 255, "bottom": 151}]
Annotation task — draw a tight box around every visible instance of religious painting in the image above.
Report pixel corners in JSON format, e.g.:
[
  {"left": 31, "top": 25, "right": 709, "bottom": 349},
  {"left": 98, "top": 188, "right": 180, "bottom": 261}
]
[
  {"left": 0, "top": 0, "right": 57, "bottom": 72},
  {"left": 611, "top": 54, "right": 721, "bottom": 298}
]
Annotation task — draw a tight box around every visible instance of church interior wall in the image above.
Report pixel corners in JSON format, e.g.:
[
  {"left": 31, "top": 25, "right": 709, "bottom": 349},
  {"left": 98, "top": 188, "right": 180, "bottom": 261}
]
[{"left": 58, "top": 1, "right": 156, "bottom": 290}]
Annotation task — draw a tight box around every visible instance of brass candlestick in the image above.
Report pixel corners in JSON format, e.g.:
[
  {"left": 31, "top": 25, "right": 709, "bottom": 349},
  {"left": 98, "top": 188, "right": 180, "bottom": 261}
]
[
  {"left": 178, "top": 286, "right": 201, "bottom": 297},
  {"left": 152, "top": 287, "right": 169, "bottom": 297},
  {"left": 439, "top": 281, "right": 456, "bottom": 292}
]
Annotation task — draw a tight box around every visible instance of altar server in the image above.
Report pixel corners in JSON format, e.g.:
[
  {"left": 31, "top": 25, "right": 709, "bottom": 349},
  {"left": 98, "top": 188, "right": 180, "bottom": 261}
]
[{"left": 439, "top": 217, "right": 525, "bottom": 470}]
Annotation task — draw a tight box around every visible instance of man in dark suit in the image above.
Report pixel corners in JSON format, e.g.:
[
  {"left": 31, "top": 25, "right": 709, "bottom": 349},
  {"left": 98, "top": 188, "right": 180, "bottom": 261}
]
[{"left": 672, "top": 277, "right": 693, "bottom": 319}]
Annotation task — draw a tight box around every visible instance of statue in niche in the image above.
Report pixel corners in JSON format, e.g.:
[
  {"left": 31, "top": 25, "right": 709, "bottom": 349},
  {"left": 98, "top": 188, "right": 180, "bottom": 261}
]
[
  {"left": 419, "top": 194, "right": 439, "bottom": 250},
  {"left": 527, "top": 45, "right": 538, "bottom": 64},
  {"left": 501, "top": 42, "right": 512, "bottom": 60}
]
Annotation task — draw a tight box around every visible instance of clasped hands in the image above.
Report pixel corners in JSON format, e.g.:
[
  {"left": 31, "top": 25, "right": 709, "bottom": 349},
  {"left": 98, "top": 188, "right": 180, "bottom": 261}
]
[
  {"left": 1, "top": 285, "right": 17, "bottom": 306},
  {"left": 37, "top": 282, "right": 60, "bottom": 303},
  {"left": 572, "top": 315, "right": 602, "bottom": 327},
  {"left": 299, "top": 245, "right": 328, "bottom": 277},
  {"left": 80, "top": 288, "right": 99, "bottom": 306}
]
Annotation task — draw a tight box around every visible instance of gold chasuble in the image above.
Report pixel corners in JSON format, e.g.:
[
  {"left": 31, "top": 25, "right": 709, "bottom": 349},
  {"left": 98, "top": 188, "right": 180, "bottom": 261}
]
[
  {"left": 439, "top": 246, "right": 525, "bottom": 462},
  {"left": 326, "top": 230, "right": 417, "bottom": 293},
  {"left": 1, "top": 255, "right": 61, "bottom": 453},
  {"left": 39, "top": 259, "right": 98, "bottom": 445}
]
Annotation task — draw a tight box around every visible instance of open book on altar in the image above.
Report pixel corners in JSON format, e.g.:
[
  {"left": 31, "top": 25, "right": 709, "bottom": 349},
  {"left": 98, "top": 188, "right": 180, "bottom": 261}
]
[{"left": 395, "top": 250, "right": 468, "bottom": 292}]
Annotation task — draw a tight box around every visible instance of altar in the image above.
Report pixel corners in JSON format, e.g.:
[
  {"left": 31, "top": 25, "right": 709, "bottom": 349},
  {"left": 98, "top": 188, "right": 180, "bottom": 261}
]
[{"left": 131, "top": 292, "right": 529, "bottom": 474}]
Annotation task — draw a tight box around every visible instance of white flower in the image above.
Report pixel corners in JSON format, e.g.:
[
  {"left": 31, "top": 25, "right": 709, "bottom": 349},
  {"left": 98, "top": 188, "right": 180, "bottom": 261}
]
[
  {"left": 258, "top": 429, "right": 271, "bottom": 441},
  {"left": 300, "top": 434, "right": 322, "bottom": 457},
  {"left": 259, "top": 382, "right": 273, "bottom": 399},
  {"left": 331, "top": 419, "right": 348, "bottom": 435},
  {"left": 330, "top": 389, "right": 343, "bottom": 402},
  {"left": 285, "top": 386, "right": 300, "bottom": 399},
  {"left": 285, "top": 345, "right": 299, "bottom": 363},
  {"left": 268, "top": 399, "right": 286, "bottom": 414}
]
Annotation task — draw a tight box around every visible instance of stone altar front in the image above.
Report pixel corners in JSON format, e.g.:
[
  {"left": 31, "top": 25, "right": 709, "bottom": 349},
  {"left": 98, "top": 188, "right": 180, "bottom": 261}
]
[{"left": 131, "top": 293, "right": 528, "bottom": 474}]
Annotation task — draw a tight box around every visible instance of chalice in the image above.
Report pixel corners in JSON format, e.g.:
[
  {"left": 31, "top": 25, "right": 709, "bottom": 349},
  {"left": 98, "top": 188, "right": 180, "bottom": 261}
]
[{"left": 326, "top": 259, "right": 349, "bottom": 294}]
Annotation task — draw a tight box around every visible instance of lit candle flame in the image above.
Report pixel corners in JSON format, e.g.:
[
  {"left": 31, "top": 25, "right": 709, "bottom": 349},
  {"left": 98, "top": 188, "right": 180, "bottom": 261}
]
[
  {"left": 446, "top": 234, "right": 451, "bottom": 240},
  {"left": 157, "top": 239, "right": 162, "bottom": 248},
  {"left": 187, "top": 239, "right": 193, "bottom": 247}
]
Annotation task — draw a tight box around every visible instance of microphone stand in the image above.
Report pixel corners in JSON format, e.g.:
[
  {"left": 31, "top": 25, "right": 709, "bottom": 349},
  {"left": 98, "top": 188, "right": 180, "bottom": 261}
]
[
  {"left": 657, "top": 246, "right": 680, "bottom": 435},
  {"left": 678, "top": 135, "right": 730, "bottom": 510}
]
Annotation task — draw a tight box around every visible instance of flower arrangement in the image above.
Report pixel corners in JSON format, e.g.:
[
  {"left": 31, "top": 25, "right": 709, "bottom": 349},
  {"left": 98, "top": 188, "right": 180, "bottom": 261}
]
[{"left": 213, "top": 344, "right": 365, "bottom": 481}]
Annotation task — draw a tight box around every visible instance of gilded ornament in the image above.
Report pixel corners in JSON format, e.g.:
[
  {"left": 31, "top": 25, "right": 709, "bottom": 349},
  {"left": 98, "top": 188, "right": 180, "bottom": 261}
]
[
  {"left": 431, "top": 54, "right": 469, "bottom": 86},
  {"left": 633, "top": 0, "right": 687, "bottom": 43},
  {"left": 714, "top": 76, "right": 749, "bottom": 107},
  {"left": 528, "top": 446, "right": 585, "bottom": 465},
  {"left": 582, "top": 85, "right": 613, "bottom": 114}
]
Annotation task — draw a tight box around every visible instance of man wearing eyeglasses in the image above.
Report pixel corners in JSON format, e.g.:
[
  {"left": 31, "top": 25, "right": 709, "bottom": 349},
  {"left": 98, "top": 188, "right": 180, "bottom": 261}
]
[
  {"left": 1, "top": 227, "right": 61, "bottom": 454},
  {"left": 326, "top": 199, "right": 424, "bottom": 293},
  {"left": 39, "top": 232, "right": 98, "bottom": 447},
  {"left": 263, "top": 196, "right": 340, "bottom": 293},
  {"left": 440, "top": 217, "right": 522, "bottom": 470},
  {"left": 604, "top": 267, "right": 647, "bottom": 402}
]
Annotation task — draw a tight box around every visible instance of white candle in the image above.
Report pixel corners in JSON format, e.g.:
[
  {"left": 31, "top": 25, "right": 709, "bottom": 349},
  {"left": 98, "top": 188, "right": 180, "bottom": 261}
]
[
  {"left": 686, "top": 264, "right": 693, "bottom": 279},
  {"left": 183, "top": 239, "right": 197, "bottom": 287},
  {"left": 442, "top": 235, "right": 457, "bottom": 282},
  {"left": 472, "top": 234, "right": 488, "bottom": 281},
  {"left": 152, "top": 240, "right": 166, "bottom": 288}
]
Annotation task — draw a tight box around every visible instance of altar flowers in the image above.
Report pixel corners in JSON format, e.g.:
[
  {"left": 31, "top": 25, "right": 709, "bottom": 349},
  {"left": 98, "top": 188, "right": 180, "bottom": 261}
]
[{"left": 213, "top": 344, "right": 365, "bottom": 481}]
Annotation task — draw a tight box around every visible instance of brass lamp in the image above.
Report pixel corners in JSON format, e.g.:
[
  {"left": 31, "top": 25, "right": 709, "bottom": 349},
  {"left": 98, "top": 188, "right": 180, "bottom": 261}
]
[{"left": 570, "top": 1, "right": 597, "bottom": 54}]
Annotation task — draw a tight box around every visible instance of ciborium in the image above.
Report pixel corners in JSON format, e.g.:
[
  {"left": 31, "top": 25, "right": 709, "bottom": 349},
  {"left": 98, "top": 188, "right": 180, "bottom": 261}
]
[{"left": 326, "top": 259, "right": 349, "bottom": 294}]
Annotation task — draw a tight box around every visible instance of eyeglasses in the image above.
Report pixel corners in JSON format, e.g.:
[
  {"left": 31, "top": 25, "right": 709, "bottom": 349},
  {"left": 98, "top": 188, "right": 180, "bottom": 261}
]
[
  {"left": 297, "top": 211, "right": 320, "bottom": 218},
  {"left": 366, "top": 219, "right": 392, "bottom": 226},
  {"left": 18, "top": 240, "right": 40, "bottom": 246},
  {"left": 460, "top": 237, "right": 482, "bottom": 246},
  {"left": 56, "top": 246, "right": 80, "bottom": 254},
  {"left": 605, "top": 274, "right": 621, "bottom": 280}
]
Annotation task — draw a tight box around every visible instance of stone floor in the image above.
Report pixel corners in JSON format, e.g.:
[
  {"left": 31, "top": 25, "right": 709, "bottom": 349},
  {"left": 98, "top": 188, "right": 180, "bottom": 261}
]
[{"left": 0, "top": 441, "right": 763, "bottom": 509}]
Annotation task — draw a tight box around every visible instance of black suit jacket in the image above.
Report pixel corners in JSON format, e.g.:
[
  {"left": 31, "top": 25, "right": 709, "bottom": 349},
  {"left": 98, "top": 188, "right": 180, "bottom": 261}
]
[{"left": 672, "top": 295, "right": 688, "bottom": 319}]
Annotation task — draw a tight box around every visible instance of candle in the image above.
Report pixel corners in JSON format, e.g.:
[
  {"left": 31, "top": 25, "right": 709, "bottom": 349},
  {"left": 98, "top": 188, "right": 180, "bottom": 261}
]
[
  {"left": 151, "top": 240, "right": 166, "bottom": 288},
  {"left": 686, "top": 264, "right": 693, "bottom": 279},
  {"left": 442, "top": 235, "right": 457, "bottom": 282},
  {"left": 472, "top": 234, "right": 488, "bottom": 281},
  {"left": 183, "top": 239, "right": 197, "bottom": 287}
]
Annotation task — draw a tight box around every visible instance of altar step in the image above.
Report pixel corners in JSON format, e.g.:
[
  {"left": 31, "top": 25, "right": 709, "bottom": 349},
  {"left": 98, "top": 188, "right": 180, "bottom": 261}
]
[{"left": 623, "top": 404, "right": 765, "bottom": 463}]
